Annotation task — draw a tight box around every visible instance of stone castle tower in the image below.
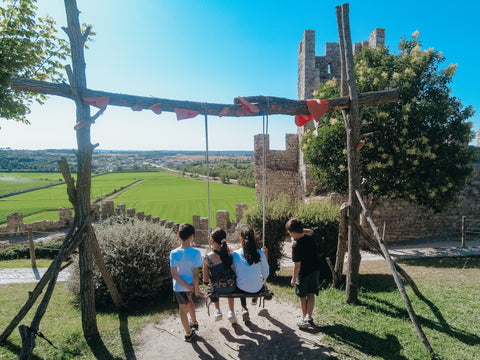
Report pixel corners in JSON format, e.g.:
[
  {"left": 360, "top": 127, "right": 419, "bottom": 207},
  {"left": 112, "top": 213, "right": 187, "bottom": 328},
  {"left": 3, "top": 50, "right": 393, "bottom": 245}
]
[
  {"left": 254, "top": 28, "right": 386, "bottom": 202},
  {"left": 254, "top": 28, "right": 480, "bottom": 243},
  {"left": 297, "top": 28, "right": 385, "bottom": 196}
]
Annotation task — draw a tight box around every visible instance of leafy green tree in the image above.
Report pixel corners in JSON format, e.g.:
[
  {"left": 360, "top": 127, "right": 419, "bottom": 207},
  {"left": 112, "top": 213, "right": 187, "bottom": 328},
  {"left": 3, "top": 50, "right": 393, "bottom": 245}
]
[
  {"left": 0, "top": 0, "right": 69, "bottom": 123},
  {"left": 302, "top": 32, "right": 476, "bottom": 212}
]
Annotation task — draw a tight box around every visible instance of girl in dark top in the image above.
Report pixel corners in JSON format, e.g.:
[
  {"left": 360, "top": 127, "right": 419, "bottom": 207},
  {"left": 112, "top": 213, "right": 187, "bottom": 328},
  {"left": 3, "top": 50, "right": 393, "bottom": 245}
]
[{"left": 203, "top": 228, "right": 237, "bottom": 323}]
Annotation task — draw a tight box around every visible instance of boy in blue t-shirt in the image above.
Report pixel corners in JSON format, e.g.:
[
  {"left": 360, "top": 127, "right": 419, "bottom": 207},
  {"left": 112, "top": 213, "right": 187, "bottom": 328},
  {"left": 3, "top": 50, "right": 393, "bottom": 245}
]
[{"left": 170, "top": 223, "right": 204, "bottom": 342}]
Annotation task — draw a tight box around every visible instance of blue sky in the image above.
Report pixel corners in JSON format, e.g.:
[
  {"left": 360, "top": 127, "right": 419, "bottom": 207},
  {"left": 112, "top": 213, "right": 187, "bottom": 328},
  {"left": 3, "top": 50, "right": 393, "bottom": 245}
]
[{"left": 1, "top": 0, "right": 478, "bottom": 151}]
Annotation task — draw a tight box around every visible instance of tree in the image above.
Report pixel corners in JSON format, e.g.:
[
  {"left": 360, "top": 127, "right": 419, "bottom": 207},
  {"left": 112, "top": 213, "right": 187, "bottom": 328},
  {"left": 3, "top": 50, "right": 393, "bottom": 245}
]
[
  {"left": 0, "top": 0, "right": 69, "bottom": 123},
  {"left": 302, "top": 32, "right": 476, "bottom": 212}
]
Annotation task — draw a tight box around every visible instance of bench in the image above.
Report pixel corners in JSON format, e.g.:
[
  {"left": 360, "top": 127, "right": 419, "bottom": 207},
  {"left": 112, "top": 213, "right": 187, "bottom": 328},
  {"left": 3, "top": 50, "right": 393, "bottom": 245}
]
[{"left": 206, "top": 286, "right": 274, "bottom": 316}]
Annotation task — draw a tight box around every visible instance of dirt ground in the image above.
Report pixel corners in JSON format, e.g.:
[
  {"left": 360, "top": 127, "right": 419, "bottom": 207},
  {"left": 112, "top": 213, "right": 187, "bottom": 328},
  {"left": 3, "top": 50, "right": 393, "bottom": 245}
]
[{"left": 134, "top": 296, "right": 335, "bottom": 360}]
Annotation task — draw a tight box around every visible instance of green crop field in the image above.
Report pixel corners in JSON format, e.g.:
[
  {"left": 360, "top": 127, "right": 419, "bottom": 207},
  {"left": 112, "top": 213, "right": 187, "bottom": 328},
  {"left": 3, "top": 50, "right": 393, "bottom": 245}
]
[
  {"left": 0, "top": 172, "right": 255, "bottom": 226},
  {"left": 112, "top": 172, "right": 255, "bottom": 225},
  {"left": 0, "top": 173, "right": 64, "bottom": 195}
]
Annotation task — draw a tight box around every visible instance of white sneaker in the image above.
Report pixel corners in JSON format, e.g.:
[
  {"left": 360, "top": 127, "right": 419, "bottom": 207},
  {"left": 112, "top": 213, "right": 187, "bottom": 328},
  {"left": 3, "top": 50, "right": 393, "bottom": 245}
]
[
  {"left": 241, "top": 307, "right": 250, "bottom": 322},
  {"left": 227, "top": 311, "right": 237, "bottom": 324},
  {"left": 215, "top": 309, "right": 223, "bottom": 322}
]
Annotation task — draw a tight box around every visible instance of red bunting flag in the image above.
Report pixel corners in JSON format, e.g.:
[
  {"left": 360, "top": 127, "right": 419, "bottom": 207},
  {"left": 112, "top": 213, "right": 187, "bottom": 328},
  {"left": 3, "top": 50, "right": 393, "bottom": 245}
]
[
  {"left": 306, "top": 99, "right": 329, "bottom": 121},
  {"left": 219, "top": 107, "right": 231, "bottom": 117},
  {"left": 73, "top": 119, "right": 87, "bottom": 131},
  {"left": 149, "top": 103, "right": 162, "bottom": 114},
  {"left": 83, "top": 97, "right": 109, "bottom": 110},
  {"left": 294, "top": 114, "right": 313, "bottom": 127},
  {"left": 131, "top": 103, "right": 143, "bottom": 111},
  {"left": 175, "top": 107, "right": 199, "bottom": 120},
  {"left": 238, "top": 96, "right": 260, "bottom": 115}
]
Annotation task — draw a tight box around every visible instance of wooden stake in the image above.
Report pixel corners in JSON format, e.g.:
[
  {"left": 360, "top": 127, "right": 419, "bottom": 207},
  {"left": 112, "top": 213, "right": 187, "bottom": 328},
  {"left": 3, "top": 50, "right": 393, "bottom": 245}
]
[
  {"left": 333, "top": 202, "right": 348, "bottom": 287},
  {"left": 336, "top": 3, "right": 362, "bottom": 304},
  {"left": 355, "top": 189, "right": 435, "bottom": 357},
  {"left": 27, "top": 227, "right": 36, "bottom": 269}
]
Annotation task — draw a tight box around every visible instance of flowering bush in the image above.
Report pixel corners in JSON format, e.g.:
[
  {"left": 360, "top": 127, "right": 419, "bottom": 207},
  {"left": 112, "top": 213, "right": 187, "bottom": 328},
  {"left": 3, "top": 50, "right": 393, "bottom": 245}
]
[{"left": 302, "top": 32, "right": 476, "bottom": 211}]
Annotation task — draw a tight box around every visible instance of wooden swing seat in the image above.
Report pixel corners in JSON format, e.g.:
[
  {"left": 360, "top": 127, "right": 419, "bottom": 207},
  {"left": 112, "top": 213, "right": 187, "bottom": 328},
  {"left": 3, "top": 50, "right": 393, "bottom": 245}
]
[{"left": 206, "top": 286, "right": 274, "bottom": 316}]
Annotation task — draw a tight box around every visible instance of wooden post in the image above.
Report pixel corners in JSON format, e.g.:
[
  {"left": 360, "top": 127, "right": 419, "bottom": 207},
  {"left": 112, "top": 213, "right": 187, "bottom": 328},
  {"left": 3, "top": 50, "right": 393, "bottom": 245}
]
[
  {"left": 333, "top": 202, "right": 348, "bottom": 287},
  {"left": 63, "top": 0, "right": 98, "bottom": 340},
  {"left": 461, "top": 216, "right": 466, "bottom": 248},
  {"left": 355, "top": 189, "right": 435, "bottom": 357},
  {"left": 336, "top": 3, "right": 362, "bottom": 304},
  {"left": 27, "top": 227, "right": 36, "bottom": 269}
]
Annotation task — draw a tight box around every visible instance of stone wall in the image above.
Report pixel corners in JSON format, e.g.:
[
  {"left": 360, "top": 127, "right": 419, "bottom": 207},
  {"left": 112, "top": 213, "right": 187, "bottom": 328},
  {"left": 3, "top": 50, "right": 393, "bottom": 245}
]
[
  {"left": 254, "top": 133, "right": 301, "bottom": 202},
  {"left": 0, "top": 199, "right": 248, "bottom": 248},
  {"left": 0, "top": 207, "right": 73, "bottom": 236},
  {"left": 363, "top": 165, "right": 480, "bottom": 243}
]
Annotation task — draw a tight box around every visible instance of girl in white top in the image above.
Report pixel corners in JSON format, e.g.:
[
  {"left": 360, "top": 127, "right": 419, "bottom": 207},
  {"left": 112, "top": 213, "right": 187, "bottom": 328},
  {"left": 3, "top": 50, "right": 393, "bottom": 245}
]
[{"left": 232, "top": 227, "right": 269, "bottom": 321}]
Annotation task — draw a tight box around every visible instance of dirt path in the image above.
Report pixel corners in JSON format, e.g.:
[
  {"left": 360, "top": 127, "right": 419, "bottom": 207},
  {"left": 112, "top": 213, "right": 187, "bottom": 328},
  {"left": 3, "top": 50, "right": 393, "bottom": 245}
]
[{"left": 135, "top": 296, "right": 335, "bottom": 359}]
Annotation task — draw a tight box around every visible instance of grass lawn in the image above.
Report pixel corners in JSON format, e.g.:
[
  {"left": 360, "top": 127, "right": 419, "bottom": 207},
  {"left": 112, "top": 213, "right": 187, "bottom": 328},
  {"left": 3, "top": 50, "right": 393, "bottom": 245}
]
[
  {"left": 0, "top": 259, "right": 53, "bottom": 268},
  {"left": 271, "top": 257, "right": 480, "bottom": 360},
  {"left": 0, "top": 283, "right": 176, "bottom": 360},
  {"left": 1, "top": 257, "right": 478, "bottom": 359}
]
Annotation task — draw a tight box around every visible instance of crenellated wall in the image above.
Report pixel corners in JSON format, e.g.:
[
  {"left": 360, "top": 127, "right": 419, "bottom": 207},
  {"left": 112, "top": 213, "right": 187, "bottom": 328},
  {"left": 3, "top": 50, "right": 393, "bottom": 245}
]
[{"left": 0, "top": 200, "right": 248, "bottom": 246}]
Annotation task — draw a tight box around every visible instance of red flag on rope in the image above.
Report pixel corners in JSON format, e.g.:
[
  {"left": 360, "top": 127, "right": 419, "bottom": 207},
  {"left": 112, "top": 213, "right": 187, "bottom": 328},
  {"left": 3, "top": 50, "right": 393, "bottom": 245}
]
[
  {"left": 131, "top": 103, "right": 143, "bottom": 111},
  {"left": 175, "top": 108, "right": 199, "bottom": 120},
  {"left": 219, "top": 107, "right": 231, "bottom": 117},
  {"left": 83, "top": 97, "right": 109, "bottom": 110},
  {"left": 238, "top": 96, "right": 260, "bottom": 115},
  {"left": 149, "top": 103, "right": 162, "bottom": 114}
]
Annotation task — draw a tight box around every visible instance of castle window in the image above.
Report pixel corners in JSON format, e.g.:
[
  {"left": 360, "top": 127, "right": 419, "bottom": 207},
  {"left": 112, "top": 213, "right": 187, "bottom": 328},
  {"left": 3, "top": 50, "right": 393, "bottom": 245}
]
[{"left": 328, "top": 63, "right": 332, "bottom": 74}]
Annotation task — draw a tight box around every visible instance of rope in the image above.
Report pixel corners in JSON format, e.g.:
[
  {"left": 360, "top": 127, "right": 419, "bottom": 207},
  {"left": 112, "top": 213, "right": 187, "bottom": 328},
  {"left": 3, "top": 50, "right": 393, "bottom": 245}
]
[
  {"left": 262, "top": 97, "right": 269, "bottom": 247},
  {"left": 203, "top": 102, "right": 211, "bottom": 252}
]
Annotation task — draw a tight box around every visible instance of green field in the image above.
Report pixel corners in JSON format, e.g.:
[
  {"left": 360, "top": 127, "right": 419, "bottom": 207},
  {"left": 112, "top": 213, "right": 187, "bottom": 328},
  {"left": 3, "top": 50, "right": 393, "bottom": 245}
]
[
  {"left": 112, "top": 172, "right": 255, "bottom": 225},
  {"left": 0, "top": 172, "right": 255, "bottom": 225},
  {"left": 0, "top": 173, "right": 64, "bottom": 195}
]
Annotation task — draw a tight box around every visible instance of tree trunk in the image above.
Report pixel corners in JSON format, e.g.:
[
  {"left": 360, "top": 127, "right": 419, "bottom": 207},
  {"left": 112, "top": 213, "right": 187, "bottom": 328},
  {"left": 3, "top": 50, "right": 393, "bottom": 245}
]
[
  {"left": 64, "top": 0, "right": 98, "bottom": 340},
  {"left": 336, "top": 3, "right": 362, "bottom": 304},
  {"left": 333, "top": 202, "right": 348, "bottom": 288}
]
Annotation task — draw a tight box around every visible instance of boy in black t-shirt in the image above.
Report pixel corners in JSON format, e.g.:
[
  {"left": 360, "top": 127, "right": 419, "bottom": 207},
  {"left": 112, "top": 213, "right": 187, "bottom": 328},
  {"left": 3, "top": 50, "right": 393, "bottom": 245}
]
[{"left": 286, "top": 218, "right": 319, "bottom": 329}]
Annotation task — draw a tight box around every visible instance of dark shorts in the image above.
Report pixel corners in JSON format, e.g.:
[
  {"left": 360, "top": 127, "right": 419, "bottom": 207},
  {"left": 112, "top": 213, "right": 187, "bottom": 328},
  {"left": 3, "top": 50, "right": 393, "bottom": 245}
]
[
  {"left": 174, "top": 291, "right": 192, "bottom": 305},
  {"left": 295, "top": 271, "right": 319, "bottom": 298}
]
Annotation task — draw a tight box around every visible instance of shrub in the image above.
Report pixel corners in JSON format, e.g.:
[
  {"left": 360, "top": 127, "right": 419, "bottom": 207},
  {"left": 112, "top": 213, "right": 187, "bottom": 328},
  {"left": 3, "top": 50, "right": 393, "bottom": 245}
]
[
  {"left": 242, "top": 194, "right": 294, "bottom": 277},
  {"left": 0, "top": 240, "right": 62, "bottom": 260},
  {"left": 67, "top": 219, "right": 177, "bottom": 309},
  {"left": 242, "top": 195, "right": 340, "bottom": 284},
  {"left": 293, "top": 200, "right": 340, "bottom": 284}
]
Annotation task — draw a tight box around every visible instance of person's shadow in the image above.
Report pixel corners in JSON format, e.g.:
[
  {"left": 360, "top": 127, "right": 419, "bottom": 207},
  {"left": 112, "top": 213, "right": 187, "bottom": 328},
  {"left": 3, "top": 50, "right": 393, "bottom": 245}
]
[{"left": 218, "top": 309, "right": 333, "bottom": 359}]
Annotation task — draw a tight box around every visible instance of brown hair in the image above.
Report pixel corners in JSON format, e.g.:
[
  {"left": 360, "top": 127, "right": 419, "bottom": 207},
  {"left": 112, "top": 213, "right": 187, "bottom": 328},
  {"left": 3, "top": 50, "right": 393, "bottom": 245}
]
[{"left": 286, "top": 218, "right": 303, "bottom": 234}]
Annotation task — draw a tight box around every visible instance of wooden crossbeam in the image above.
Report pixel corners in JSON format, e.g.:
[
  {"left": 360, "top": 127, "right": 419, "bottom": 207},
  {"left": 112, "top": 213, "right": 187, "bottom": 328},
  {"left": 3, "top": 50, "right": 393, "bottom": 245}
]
[{"left": 10, "top": 77, "right": 398, "bottom": 117}]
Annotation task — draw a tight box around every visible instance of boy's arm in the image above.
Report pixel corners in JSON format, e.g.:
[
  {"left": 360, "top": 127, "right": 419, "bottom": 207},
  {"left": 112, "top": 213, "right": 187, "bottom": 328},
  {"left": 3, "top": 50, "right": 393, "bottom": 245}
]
[
  {"left": 193, "top": 267, "right": 205, "bottom": 297},
  {"left": 202, "top": 259, "right": 209, "bottom": 283},
  {"left": 291, "top": 261, "right": 301, "bottom": 287},
  {"left": 170, "top": 266, "right": 194, "bottom": 292}
]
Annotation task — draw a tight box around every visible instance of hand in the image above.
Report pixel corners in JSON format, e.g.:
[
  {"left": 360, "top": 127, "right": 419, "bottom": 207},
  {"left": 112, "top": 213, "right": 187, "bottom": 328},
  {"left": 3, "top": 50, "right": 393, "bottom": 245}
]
[
  {"left": 290, "top": 278, "right": 296, "bottom": 287},
  {"left": 186, "top": 284, "right": 194, "bottom": 292},
  {"left": 195, "top": 289, "right": 205, "bottom": 298},
  {"left": 261, "top": 246, "right": 268, "bottom": 254}
]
